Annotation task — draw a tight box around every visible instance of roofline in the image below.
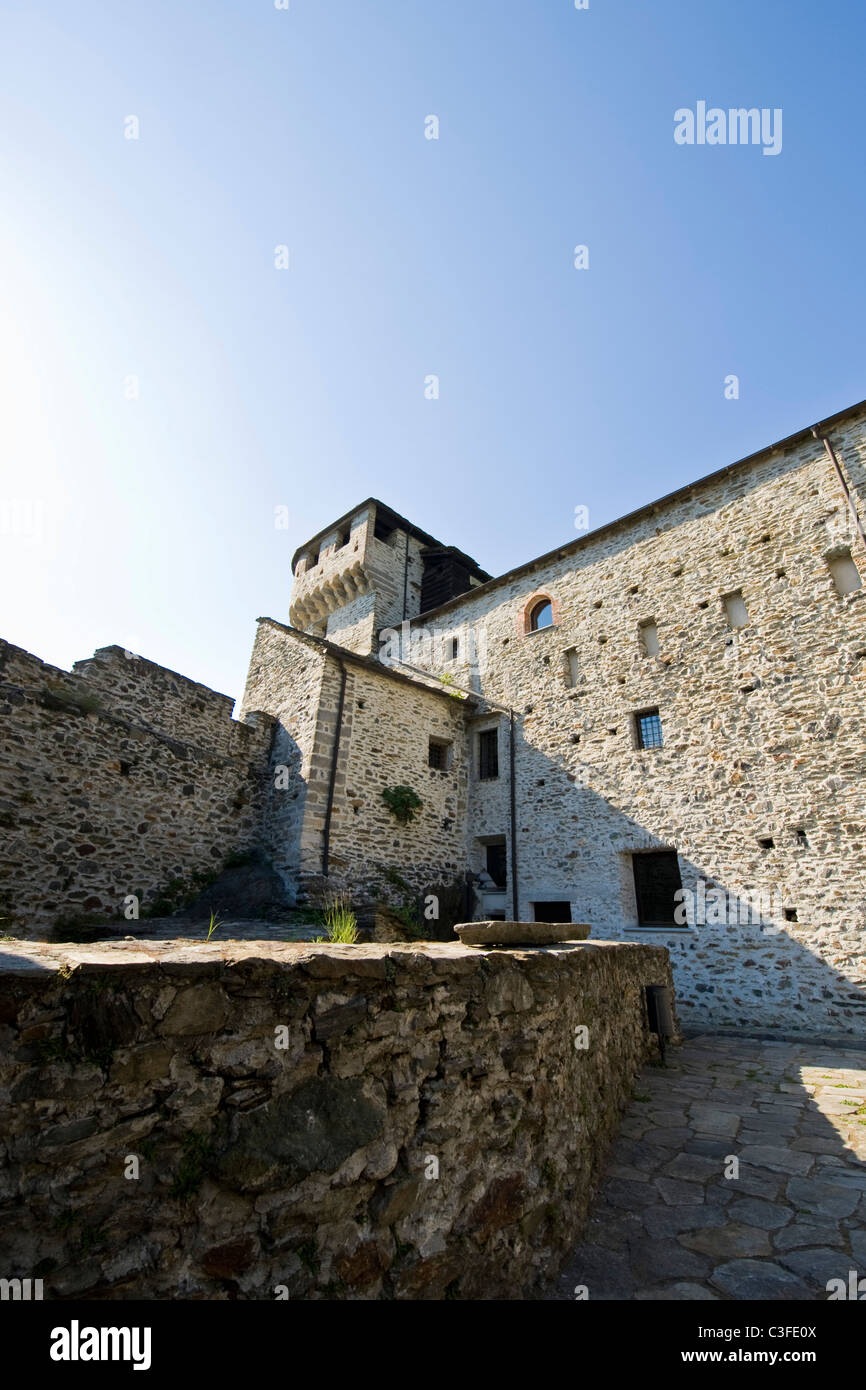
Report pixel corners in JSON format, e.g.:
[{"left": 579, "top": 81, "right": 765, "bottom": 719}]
[
  {"left": 403, "top": 396, "right": 866, "bottom": 627},
  {"left": 255, "top": 618, "right": 479, "bottom": 706},
  {"left": 290, "top": 497, "right": 491, "bottom": 579}
]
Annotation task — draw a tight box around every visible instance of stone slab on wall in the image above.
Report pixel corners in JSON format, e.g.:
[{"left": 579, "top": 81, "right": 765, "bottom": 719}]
[
  {"left": 0, "top": 937, "right": 675, "bottom": 1300},
  {"left": 0, "top": 641, "right": 275, "bottom": 936}
]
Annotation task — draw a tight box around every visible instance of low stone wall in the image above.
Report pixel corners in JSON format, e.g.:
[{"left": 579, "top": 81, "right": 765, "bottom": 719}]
[{"left": 0, "top": 938, "right": 675, "bottom": 1300}]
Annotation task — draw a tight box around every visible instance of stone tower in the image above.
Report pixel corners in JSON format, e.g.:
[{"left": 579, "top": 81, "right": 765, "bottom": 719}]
[{"left": 288, "top": 499, "right": 490, "bottom": 655}]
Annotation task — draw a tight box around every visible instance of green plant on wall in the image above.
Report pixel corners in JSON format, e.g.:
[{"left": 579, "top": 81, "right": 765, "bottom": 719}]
[
  {"left": 381, "top": 785, "right": 423, "bottom": 825},
  {"left": 393, "top": 903, "right": 425, "bottom": 939},
  {"left": 438, "top": 673, "right": 467, "bottom": 700}
]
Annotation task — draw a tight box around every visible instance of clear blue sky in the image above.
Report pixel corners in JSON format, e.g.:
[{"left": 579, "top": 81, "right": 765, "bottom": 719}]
[{"left": 1, "top": 0, "right": 864, "bottom": 704}]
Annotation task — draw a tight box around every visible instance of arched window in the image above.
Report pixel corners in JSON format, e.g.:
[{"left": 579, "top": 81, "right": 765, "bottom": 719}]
[{"left": 529, "top": 598, "right": 553, "bottom": 631}]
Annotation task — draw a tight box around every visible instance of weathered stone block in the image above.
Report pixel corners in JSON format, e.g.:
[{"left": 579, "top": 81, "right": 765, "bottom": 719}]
[{"left": 160, "top": 984, "right": 229, "bottom": 1037}]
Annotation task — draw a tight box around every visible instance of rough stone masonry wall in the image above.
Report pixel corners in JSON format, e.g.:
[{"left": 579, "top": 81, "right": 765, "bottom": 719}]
[
  {"left": 240, "top": 619, "right": 472, "bottom": 911},
  {"left": 289, "top": 507, "right": 371, "bottom": 641},
  {"left": 239, "top": 620, "right": 330, "bottom": 902},
  {"left": 0, "top": 937, "right": 674, "bottom": 1300},
  {"left": 323, "top": 660, "right": 471, "bottom": 909},
  {"left": 406, "top": 417, "right": 866, "bottom": 1039},
  {"left": 0, "top": 641, "right": 274, "bottom": 937},
  {"left": 289, "top": 505, "right": 426, "bottom": 656}
]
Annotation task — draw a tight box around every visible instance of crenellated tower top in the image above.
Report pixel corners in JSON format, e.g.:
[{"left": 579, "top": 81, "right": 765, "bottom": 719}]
[{"left": 289, "top": 499, "right": 490, "bottom": 655}]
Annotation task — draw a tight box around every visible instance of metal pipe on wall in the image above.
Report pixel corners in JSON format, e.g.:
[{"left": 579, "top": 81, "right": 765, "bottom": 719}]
[
  {"left": 812, "top": 425, "right": 866, "bottom": 556},
  {"left": 321, "top": 658, "right": 347, "bottom": 877},
  {"left": 509, "top": 710, "right": 519, "bottom": 921}
]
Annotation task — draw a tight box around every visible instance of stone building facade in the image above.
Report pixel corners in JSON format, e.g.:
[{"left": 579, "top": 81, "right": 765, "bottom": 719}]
[
  {"left": 2, "top": 402, "right": 865, "bottom": 1038},
  {"left": 248, "top": 405, "right": 866, "bottom": 1038}
]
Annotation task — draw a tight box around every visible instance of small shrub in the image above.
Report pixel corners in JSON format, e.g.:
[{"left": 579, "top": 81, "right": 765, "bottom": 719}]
[{"left": 381, "top": 785, "right": 423, "bottom": 825}]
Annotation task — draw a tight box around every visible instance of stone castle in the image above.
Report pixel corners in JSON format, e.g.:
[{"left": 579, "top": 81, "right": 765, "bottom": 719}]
[{"left": 3, "top": 399, "right": 866, "bottom": 1039}]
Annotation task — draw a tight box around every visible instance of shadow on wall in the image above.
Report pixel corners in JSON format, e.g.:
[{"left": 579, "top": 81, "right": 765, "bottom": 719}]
[
  {"left": 262, "top": 723, "right": 308, "bottom": 906},
  {"left": 505, "top": 732, "right": 865, "bottom": 1040}
]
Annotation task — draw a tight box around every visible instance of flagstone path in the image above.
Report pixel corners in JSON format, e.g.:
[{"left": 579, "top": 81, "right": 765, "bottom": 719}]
[{"left": 546, "top": 1033, "right": 866, "bottom": 1300}]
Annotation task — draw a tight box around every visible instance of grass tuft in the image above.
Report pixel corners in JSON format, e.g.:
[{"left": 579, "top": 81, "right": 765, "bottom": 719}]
[{"left": 321, "top": 893, "right": 358, "bottom": 944}]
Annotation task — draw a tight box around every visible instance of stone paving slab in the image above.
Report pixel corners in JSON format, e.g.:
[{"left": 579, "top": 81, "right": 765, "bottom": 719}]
[{"left": 546, "top": 1034, "right": 866, "bottom": 1301}]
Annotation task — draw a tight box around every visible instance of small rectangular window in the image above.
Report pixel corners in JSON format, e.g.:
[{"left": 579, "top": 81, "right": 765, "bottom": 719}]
[
  {"left": 632, "top": 851, "right": 683, "bottom": 926},
  {"left": 723, "top": 590, "right": 749, "bottom": 628},
  {"left": 564, "top": 647, "right": 580, "bottom": 687},
  {"left": 827, "top": 549, "right": 862, "bottom": 596},
  {"left": 485, "top": 842, "right": 507, "bottom": 887},
  {"left": 531, "top": 901, "right": 572, "bottom": 923},
  {"left": 478, "top": 728, "right": 499, "bottom": 780},
  {"left": 635, "top": 708, "right": 663, "bottom": 749},
  {"left": 448, "top": 636, "right": 459, "bottom": 660},
  {"left": 428, "top": 738, "right": 452, "bottom": 770},
  {"left": 639, "top": 619, "right": 660, "bottom": 657}
]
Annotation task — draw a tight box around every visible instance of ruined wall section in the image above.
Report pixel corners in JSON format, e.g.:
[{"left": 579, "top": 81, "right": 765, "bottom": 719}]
[
  {"left": 0, "top": 641, "right": 274, "bottom": 937},
  {"left": 403, "top": 422, "right": 866, "bottom": 1036}
]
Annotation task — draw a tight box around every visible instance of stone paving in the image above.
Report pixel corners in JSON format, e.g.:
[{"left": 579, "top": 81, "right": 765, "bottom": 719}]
[
  {"left": 106, "top": 917, "right": 321, "bottom": 943},
  {"left": 547, "top": 1033, "right": 866, "bottom": 1300},
  {"left": 39, "top": 917, "right": 324, "bottom": 945}
]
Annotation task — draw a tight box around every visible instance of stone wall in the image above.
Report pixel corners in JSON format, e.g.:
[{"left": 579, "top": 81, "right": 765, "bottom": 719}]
[
  {"left": 289, "top": 506, "right": 372, "bottom": 643},
  {"left": 289, "top": 502, "right": 485, "bottom": 655},
  {"left": 399, "top": 417, "right": 866, "bottom": 1038},
  {"left": 239, "top": 621, "right": 329, "bottom": 902},
  {"left": 323, "top": 658, "right": 471, "bottom": 908},
  {"left": 0, "top": 936, "right": 675, "bottom": 1300},
  {"left": 0, "top": 641, "right": 275, "bottom": 936},
  {"left": 289, "top": 504, "right": 425, "bottom": 654},
  {"left": 240, "top": 620, "right": 473, "bottom": 913}
]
